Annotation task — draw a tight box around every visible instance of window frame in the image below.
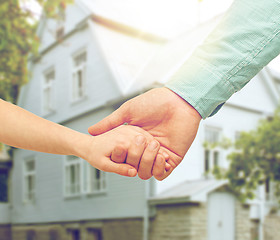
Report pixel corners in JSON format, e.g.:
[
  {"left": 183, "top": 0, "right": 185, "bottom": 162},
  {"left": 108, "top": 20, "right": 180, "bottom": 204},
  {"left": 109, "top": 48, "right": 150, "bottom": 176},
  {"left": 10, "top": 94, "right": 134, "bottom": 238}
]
[
  {"left": 42, "top": 67, "right": 56, "bottom": 116},
  {"left": 71, "top": 49, "right": 87, "bottom": 103},
  {"left": 203, "top": 126, "right": 222, "bottom": 176},
  {"left": 55, "top": 9, "right": 65, "bottom": 41},
  {"left": 63, "top": 156, "right": 107, "bottom": 198},
  {"left": 23, "top": 157, "right": 36, "bottom": 204},
  {"left": 64, "top": 156, "right": 82, "bottom": 198},
  {"left": 83, "top": 161, "right": 106, "bottom": 195},
  {"left": 0, "top": 167, "right": 9, "bottom": 203}
]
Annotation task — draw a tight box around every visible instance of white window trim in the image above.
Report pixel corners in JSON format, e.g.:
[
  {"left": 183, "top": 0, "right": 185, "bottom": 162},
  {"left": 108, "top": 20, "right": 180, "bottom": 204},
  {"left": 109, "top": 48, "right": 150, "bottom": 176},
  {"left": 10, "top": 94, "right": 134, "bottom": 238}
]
[
  {"left": 204, "top": 149, "right": 222, "bottom": 171},
  {"left": 42, "top": 67, "right": 56, "bottom": 116},
  {"left": 64, "top": 156, "right": 82, "bottom": 198},
  {"left": 83, "top": 162, "right": 107, "bottom": 195},
  {"left": 22, "top": 157, "right": 36, "bottom": 204},
  {"left": 203, "top": 126, "right": 223, "bottom": 177},
  {"left": 55, "top": 9, "right": 65, "bottom": 40},
  {"left": 71, "top": 48, "right": 87, "bottom": 104},
  {"left": 63, "top": 156, "right": 106, "bottom": 198}
]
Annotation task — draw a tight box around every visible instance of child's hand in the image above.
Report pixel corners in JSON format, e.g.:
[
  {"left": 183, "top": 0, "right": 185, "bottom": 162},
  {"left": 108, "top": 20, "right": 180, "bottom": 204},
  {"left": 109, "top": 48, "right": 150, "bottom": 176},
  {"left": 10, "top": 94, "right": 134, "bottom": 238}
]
[
  {"left": 112, "top": 143, "right": 171, "bottom": 180},
  {"left": 110, "top": 127, "right": 171, "bottom": 180},
  {"left": 84, "top": 125, "right": 168, "bottom": 178}
]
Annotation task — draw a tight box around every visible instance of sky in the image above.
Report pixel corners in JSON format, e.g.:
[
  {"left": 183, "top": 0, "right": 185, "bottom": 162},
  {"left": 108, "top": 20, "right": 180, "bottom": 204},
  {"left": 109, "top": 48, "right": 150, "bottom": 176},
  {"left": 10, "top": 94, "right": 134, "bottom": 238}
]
[
  {"left": 22, "top": 0, "right": 234, "bottom": 37},
  {"left": 21, "top": 0, "right": 280, "bottom": 72},
  {"left": 84, "top": 0, "right": 235, "bottom": 38}
]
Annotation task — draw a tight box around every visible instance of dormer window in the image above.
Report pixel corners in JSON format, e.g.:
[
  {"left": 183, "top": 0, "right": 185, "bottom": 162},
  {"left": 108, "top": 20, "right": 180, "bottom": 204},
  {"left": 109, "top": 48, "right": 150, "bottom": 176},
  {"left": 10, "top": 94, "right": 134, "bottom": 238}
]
[
  {"left": 55, "top": 9, "right": 65, "bottom": 41},
  {"left": 56, "top": 26, "right": 64, "bottom": 40}
]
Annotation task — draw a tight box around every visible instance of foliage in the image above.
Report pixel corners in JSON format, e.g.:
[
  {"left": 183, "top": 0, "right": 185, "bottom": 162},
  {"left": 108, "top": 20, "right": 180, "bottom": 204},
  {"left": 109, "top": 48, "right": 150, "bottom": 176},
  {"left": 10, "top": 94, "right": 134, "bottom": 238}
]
[
  {"left": 213, "top": 107, "right": 280, "bottom": 203},
  {"left": 0, "top": 0, "right": 72, "bottom": 103}
]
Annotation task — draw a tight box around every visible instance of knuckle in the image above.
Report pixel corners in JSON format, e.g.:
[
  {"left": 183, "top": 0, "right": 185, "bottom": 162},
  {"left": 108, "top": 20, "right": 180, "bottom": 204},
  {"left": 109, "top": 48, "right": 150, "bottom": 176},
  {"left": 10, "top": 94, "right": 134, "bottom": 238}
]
[
  {"left": 116, "top": 138, "right": 127, "bottom": 147},
  {"left": 128, "top": 150, "right": 140, "bottom": 159},
  {"left": 113, "top": 146, "right": 126, "bottom": 158}
]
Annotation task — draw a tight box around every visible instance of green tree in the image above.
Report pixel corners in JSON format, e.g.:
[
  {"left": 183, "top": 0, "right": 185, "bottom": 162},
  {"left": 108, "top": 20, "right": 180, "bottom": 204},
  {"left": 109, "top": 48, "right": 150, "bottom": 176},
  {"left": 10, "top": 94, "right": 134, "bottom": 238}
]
[
  {"left": 0, "top": 0, "right": 72, "bottom": 104},
  {"left": 214, "top": 107, "right": 280, "bottom": 203}
]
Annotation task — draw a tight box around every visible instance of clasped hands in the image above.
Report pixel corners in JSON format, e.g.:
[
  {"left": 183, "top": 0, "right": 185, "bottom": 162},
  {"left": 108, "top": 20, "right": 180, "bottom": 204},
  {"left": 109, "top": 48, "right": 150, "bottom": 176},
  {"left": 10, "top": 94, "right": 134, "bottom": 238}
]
[{"left": 88, "top": 88, "right": 201, "bottom": 181}]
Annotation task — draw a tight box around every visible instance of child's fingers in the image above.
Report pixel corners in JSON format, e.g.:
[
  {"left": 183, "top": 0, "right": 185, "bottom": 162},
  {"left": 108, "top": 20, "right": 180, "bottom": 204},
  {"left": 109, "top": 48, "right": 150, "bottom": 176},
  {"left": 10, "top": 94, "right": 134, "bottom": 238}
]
[
  {"left": 165, "top": 162, "right": 172, "bottom": 171},
  {"left": 111, "top": 145, "right": 127, "bottom": 163},
  {"left": 158, "top": 149, "right": 171, "bottom": 171},
  {"left": 100, "top": 158, "right": 137, "bottom": 177},
  {"left": 138, "top": 140, "right": 160, "bottom": 180},
  {"left": 152, "top": 154, "right": 166, "bottom": 180},
  {"left": 126, "top": 135, "right": 146, "bottom": 170}
]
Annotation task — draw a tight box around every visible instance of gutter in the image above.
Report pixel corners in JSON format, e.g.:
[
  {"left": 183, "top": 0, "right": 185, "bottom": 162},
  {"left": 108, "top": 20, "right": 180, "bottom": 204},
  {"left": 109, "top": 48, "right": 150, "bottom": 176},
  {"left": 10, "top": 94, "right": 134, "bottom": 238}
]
[{"left": 148, "top": 196, "right": 193, "bottom": 206}]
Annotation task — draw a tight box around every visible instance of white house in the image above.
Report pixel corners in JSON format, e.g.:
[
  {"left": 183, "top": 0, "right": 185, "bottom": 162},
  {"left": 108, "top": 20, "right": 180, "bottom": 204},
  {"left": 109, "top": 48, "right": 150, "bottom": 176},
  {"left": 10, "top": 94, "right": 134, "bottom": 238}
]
[{"left": 0, "top": 0, "right": 280, "bottom": 240}]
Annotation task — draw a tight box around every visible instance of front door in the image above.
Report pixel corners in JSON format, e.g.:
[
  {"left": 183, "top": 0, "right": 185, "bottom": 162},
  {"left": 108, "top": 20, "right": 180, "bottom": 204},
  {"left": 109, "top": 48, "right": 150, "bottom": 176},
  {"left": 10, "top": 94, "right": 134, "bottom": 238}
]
[{"left": 208, "top": 192, "right": 235, "bottom": 240}]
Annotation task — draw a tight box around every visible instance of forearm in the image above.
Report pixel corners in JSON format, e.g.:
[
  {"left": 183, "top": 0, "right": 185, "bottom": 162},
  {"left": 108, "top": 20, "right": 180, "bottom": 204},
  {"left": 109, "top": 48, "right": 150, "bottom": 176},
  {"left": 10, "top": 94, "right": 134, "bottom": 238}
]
[
  {"left": 166, "top": 0, "right": 280, "bottom": 119},
  {"left": 0, "top": 99, "right": 91, "bottom": 157}
]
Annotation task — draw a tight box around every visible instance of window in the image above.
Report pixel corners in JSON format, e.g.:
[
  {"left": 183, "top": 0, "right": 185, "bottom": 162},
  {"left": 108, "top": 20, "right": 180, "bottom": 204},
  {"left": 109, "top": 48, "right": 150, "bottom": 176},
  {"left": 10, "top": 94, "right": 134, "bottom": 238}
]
[
  {"left": 0, "top": 168, "right": 8, "bottom": 202},
  {"left": 65, "top": 156, "right": 81, "bottom": 196},
  {"left": 72, "top": 51, "right": 87, "bottom": 102},
  {"left": 64, "top": 156, "right": 106, "bottom": 197},
  {"left": 235, "top": 131, "right": 242, "bottom": 141},
  {"left": 68, "top": 229, "right": 80, "bottom": 240},
  {"left": 23, "top": 159, "right": 35, "bottom": 203},
  {"left": 205, "top": 127, "right": 220, "bottom": 144},
  {"left": 43, "top": 69, "right": 55, "bottom": 114},
  {"left": 26, "top": 230, "right": 36, "bottom": 240},
  {"left": 55, "top": 9, "right": 65, "bottom": 40},
  {"left": 84, "top": 162, "right": 106, "bottom": 194},
  {"left": 204, "top": 127, "right": 222, "bottom": 175},
  {"left": 265, "top": 178, "right": 275, "bottom": 202},
  {"left": 56, "top": 27, "right": 64, "bottom": 40},
  {"left": 49, "top": 230, "right": 59, "bottom": 240},
  {"left": 204, "top": 150, "right": 210, "bottom": 173},
  {"left": 87, "top": 229, "right": 103, "bottom": 240},
  {"left": 213, "top": 151, "right": 219, "bottom": 167}
]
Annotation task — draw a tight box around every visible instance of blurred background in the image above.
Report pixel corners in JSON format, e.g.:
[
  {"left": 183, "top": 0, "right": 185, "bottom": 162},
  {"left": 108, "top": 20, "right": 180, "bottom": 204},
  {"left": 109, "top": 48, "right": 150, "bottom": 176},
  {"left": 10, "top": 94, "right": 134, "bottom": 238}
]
[{"left": 1, "top": 0, "right": 280, "bottom": 239}]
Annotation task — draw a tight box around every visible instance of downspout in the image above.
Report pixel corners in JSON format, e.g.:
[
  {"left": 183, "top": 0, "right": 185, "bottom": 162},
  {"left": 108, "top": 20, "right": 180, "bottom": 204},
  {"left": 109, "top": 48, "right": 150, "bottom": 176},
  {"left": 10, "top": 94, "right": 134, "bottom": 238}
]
[
  {"left": 143, "top": 179, "right": 154, "bottom": 240},
  {"left": 258, "top": 185, "right": 265, "bottom": 240}
]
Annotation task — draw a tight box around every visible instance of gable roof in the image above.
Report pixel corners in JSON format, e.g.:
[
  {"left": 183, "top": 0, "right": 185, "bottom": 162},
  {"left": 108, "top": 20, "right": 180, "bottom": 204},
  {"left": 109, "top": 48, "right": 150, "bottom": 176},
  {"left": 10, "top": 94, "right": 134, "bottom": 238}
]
[
  {"left": 29, "top": 0, "right": 280, "bottom": 107},
  {"left": 88, "top": 12, "right": 222, "bottom": 95}
]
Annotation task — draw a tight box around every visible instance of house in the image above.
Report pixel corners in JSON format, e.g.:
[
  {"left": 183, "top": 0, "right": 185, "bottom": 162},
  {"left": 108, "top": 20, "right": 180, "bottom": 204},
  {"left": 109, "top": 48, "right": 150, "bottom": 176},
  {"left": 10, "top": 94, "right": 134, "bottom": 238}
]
[{"left": 0, "top": 0, "right": 280, "bottom": 239}]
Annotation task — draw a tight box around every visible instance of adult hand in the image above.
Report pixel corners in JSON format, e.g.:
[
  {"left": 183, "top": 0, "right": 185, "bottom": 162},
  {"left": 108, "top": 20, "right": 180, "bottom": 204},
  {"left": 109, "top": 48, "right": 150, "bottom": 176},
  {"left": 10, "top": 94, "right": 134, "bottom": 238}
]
[{"left": 88, "top": 87, "right": 201, "bottom": 180}]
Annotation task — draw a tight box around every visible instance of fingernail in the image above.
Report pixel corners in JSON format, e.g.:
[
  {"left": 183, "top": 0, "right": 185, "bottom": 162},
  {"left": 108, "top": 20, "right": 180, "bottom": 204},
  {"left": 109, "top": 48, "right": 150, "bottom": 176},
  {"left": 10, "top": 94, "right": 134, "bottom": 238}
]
[
  {"left": 165, "top": 163, "right": 172, "bottom": 171},
  {"left": 148, "top": 140, "right": 158, "bottom": 150},
  {"left": 128, "top": 168, "right": 137, "bottom": 177},
  {"left": 135, "top": 135, "right": 145, "bottom": 145}
]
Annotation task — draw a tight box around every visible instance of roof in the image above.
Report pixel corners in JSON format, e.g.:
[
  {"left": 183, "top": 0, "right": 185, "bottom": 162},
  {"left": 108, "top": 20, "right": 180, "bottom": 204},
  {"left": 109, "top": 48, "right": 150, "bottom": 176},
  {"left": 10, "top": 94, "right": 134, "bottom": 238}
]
[
  {"left": 149, "top": 178, "right": 228, "bottom": 205},
  {"left": 89, "top": 13, "right": 223, "bottom": 95},
  {"left": 79, "top": 0, "right": 198, "bottom": 39},
  {"left": 33, "top": 0, "right": 280, "bottom": 105}
]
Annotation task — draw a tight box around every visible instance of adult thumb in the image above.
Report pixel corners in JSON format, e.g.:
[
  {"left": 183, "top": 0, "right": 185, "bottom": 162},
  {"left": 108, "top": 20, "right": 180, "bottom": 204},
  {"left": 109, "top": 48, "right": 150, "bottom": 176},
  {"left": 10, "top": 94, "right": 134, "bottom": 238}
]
[{"left": 88, "top": 105, "right": 128, "bottom": 135}]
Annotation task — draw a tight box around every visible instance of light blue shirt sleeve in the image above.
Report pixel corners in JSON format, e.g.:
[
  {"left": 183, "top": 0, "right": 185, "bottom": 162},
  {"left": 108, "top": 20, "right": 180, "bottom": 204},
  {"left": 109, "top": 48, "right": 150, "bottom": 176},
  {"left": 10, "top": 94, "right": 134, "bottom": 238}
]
[{"left": 166, "top": 0, "right": 280, "bottom": 119}]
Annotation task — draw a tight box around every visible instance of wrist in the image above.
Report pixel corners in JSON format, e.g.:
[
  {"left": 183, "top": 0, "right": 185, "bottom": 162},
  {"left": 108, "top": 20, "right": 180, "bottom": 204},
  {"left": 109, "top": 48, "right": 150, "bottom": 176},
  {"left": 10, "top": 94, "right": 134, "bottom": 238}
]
[
  {"left": 71, "top": 132, "right": 95, "bottom": 160},
  {"left": 162, "top": 87, "right": 202, "bottom": 121}
]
